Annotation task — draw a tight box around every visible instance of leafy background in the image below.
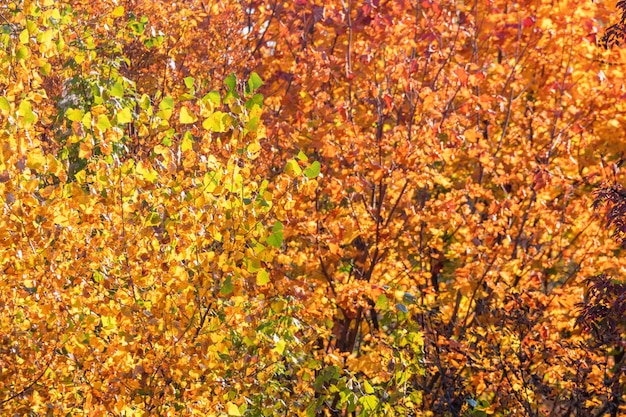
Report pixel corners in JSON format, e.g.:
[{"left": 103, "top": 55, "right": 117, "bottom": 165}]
[{"left": 0, "top": 0, "right": 624, "bottom": 416}]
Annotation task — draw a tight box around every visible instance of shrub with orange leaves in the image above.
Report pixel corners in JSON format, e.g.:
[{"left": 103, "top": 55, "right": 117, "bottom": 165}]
[{"left": 1, "top": 0, "right": 626, "bottom": 416}]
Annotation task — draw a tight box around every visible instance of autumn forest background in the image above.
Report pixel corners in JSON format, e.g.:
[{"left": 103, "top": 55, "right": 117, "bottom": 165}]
[{"left": 1, "top": 0, "right": 625, "bottom": 415}]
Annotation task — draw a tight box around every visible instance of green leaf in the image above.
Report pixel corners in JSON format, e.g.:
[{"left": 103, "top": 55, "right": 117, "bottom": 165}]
[
  {"left": 256, "top": 269, "right": 270, "bottom": 286},
  {"left": 272, "top": 221, "right": 284, "bottom": 234},
  {"left": 266, "top": 221, "right": 284, "bottom": 248},
  {"left": 363, "top": 380, "right": 375, "bottom": 395},
  {"left": 360, "top": 395, "right": 379, "bottom": 411},
  {"left": 246, "top": 256, "right": 262, "bottom": 273},
  {"left": 181, "top": 131, "right": 194, "bottom": 151},
  {"left": 139, "top": 94, "right": 151, "bottom": 110},
  {"left": 110, "top": 80, "right": 124, "bottom": 98},
  {"left": 146, "top": 212, "right": 161, "bottom": 226},
  {"left": 297, "top": 150, "right": 308, "bottom": 162},
  {"left": 0, "top": 97, "right": 9, "bottom": 113},
  {"left": 245, "top": 93, "right": 263, "bottom": 110},
  {"left": 245, "top": 116, "right": 260, "bottom": 133},
  {"left": 96, "top": 114, "right": 112, "bottom": 131},
  {"left": 202, "top": 111, "right": 228, "bottom": 132},
  {"left": 66, "top": 108, "right": 84, "bottom": 122},
  {"left": 224, "top": 73, "right": 237, "bottom": 91},
  {"left": 16, "top": 46, "right": 30, "bottom": 60},
  {"left": 202, "top": 91, "right": 221, "bottom": 108},
  {"left": 248, "top": 72, "right": 263, "bottom": 92},
  {"left": 159, "top": 96, "right": 174, "bottom": 110},
  {"left": 93, "top": 271, "right": 104, "bottom": 283},
  {"left": 375, "top": 294, "right": 389, "bottom": 310},
  {"left": 161, "top": 129, "right": 175, "bottom": 146},
  {"left": 304, "top": 161, "right": 321, "bottom": 178},
  {"left": 285, "top": 159, "right": 302, "bottom": 178},
  {"left": 116, "top": 107, "right": 132, "bottom": 124},
  {"left": 18, "top": 100, "right": 36, "bottom": 125},
  {"left": 184, "top": 76, "right": 195, "bottom": 89},
  {"left": 40, "top": 62, "right": 51, "bottom": 76},
  {"left": 221, "top": 276, "right": 234, "bottom": 295}
]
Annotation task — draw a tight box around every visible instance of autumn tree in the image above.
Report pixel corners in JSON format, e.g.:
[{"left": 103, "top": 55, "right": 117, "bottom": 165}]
[
  {"left": 1, "top": 0, "right": 626, "bottom": 416},
  {"left": 248, "top": 0, "right": 626, "bottom": 415},
  {"left": 0, "top": 1, "right": 318, "bottom": 415}
]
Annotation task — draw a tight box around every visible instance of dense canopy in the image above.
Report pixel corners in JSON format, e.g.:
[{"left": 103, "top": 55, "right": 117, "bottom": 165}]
[{"left": 0, "top": 0, "right": 624, "bottom": 415}]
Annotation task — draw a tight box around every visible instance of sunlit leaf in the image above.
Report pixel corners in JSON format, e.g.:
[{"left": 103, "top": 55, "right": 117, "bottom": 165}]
[
  {"left": 0, "top": 96, "right": 10, "bottom": 113},
  {"left": 111, "top": 5, "right": 125, "bottom": 17},
  {"left": 274, "top": 338, "right": 286, "bottom": 355},
  {"left": 136, "top": 160, "right": 158, "bottom": 183},
  {"left": 256, "top": 269, "right": 270, "bottom": 286},
  {"left": 203, "top": 111, "right": 228, "bottom": 132},
  {"left": 202, "top": 91, "right": 221, "bottom": 108},
  {"left": 110, "top": 80, "right": 124, "bottom": 98},
  {"left": 116, "top": 107, "right": 132, "bottom": 124},
  {"left": 181, "top": 131, "right": 194, "bottom": 151},
  {"left": 18, "top": 100, "right": 36, "bottom": 125},
  {"left": 96, "top": 114, "right": 112, "bottom": 131},
  {"left": 66, "top": 108, "right": 84, "bottom": 122},
  {"left": 285, "top": 159, "right": 302, "bottom": 178},
  {"left": 360, "top": 395, "right": 379, "bottom": 411},
  {"left": 297, "top": 150, "right": 308, "bottom": 162},
  {"left": 180, "top": 106, "right": 197, "bottom": 124},
  {"left": 227, "top": 402, "right": 242, "bottom": 416},
  {"left": 304, "top": 161, "right": 320, "bottom": 178},
  {"left": 266, "top": 221, "right": 284, "bottom": 248},
  {"left": 248, "top": 72, "right": 263, "bottom": 92}
]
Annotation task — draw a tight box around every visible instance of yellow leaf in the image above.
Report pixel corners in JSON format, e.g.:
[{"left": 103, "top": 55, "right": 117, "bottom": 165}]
[
  {"left": 247, "top": 141, "right": 261, "bottom": 160},
  {"left": 66, "top": 108, "right": 83, "bottom": 122},
  {"left": 53, "top": 211, "right": 70, "bottom": 227},
  {"left": 19, "top": 29, "right": 29, "bottom": 45},
  {"left": 111, "top": 5, "right": 125, "bottom": 17},
  {"left": 116, "top": 107, "right": 132, "bottom": 124},
  {"left": 136, "top": 161, "right": 158, "bottom": 183},
  {"left": 180, "top": 106, "right": 197, "bottom": 124},
  {"left": 256, "top": 269, "right": 270, "bottom": 286},
  {"left": 608, "top": 119, "right": 620, "bottom": 128},
  {"left": 153, "top": 145, "right": 169, "bottom": 156},
  {"left": 285, "top": 159, "right": 302, "bottom": 178},
  {"left": 0, "top": 96, "right": 10, "bottom": 113},
  {"left": 82, "top": 111, "right": 92, "bottom": 128},
  {"left": 27, "top": 151, "right": 46, "bottom": 170},
  {"left": 181, "top": 133, "right": 194, "bottom": 152},
  {"left": 273, "top": 339, "right": 286, "bottom": 355},
  {"left": 202, "top": 111, "right": 228, "bottom": 132},
  {"left": 96, "top": 114, "right": 112, "bottom": 131},
  {"left": 227, "top": 402, "right": 242, "bottom": 416}
]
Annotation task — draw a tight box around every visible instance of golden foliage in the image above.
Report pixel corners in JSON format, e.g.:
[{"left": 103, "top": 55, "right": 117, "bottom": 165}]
[{"left": 0, "top": 0, "right": 625, "bottom": 415}]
